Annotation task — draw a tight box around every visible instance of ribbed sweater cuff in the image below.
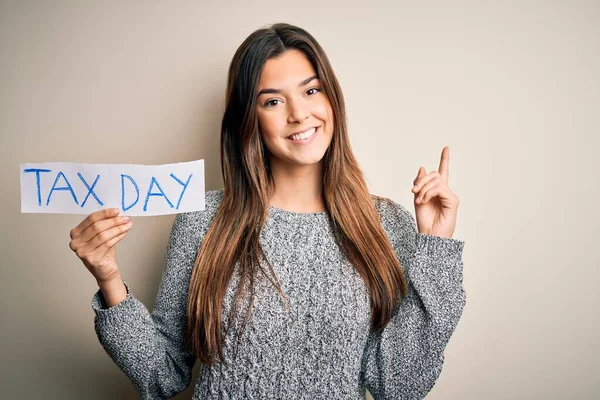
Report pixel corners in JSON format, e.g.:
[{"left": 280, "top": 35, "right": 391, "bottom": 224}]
[
  {"left": 91, "top": 281, "right": 146, "bottom": 324},
  {"left": 415, "top": 233, "right": 464, "bottom": 261}
]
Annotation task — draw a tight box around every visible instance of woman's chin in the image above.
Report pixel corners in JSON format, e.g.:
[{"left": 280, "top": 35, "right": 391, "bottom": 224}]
[
  {"left": 271, "top": 155, "right": 325, "bottom": 169},
  {"left": 290, "top": 152, "right": 328, "bottom": 166}
]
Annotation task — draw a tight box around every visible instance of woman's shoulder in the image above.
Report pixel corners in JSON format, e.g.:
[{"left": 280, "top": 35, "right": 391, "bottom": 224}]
[
  {"left": 371, "top": 194, "right": 412, "bottom": 221},
  {"left": 370, "top": 193, "right": 417, "bottom": 237},
  {"left": 174, "top": 188, "right": 224, "bottom": 229},
  {"left": 205, "top": 188, "right": 225, "bottom": 212}
]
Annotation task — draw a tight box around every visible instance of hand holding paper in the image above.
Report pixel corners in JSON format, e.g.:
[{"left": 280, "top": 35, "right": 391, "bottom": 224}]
[
  {"left": 69, "top": 207, "right": 131, "bottom": 287},
  {"left": 24, "top": 159, "right": 208, "bottom": 306}
]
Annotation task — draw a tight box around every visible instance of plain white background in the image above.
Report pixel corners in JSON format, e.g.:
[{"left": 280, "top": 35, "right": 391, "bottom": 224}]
[{"left": 1, "top": 1, "right": 598, "bottom": 399}]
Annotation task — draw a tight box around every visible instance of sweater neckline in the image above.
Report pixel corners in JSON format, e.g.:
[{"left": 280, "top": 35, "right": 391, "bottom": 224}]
[{"left": 267, "top": 204, "right": 329, "bottom": 223}]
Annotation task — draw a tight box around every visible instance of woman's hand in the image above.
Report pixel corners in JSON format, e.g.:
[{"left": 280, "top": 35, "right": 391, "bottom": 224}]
[
  {"left": 411, "top": 146, "right": 460, "bottom": 239},
  {"left": 69, "top": 208, "right": 133, "bottom": 284}
]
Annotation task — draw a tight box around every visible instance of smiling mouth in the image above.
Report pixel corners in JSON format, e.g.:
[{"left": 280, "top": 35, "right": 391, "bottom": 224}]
[{"left": 287, "top": 126, "right": 319, "bottom": 141}]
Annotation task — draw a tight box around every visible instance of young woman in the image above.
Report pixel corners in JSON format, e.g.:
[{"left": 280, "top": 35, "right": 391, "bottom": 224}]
[{"left": 69, "top": 23, "right": 465, "bottom": 399}]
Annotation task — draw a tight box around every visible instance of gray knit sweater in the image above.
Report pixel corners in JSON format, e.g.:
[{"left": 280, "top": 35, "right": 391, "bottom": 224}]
[{"left": 91, "top": 189, "right": 466, "bottom": 399}]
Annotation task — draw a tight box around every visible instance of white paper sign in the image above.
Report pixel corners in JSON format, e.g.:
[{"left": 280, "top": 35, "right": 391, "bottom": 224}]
[{"left": 20, "top": 160, "right": 205, "bottom": 216}]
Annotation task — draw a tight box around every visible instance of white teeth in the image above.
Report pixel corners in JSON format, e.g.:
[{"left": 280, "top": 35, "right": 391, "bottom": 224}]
[{"left": 290, "top": 127, "right": 316, "bottom": 141}]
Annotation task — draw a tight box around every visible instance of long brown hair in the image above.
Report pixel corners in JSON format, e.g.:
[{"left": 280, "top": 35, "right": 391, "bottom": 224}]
[{"left": 186, "top": 22, "right": 407, "bottom": 366}]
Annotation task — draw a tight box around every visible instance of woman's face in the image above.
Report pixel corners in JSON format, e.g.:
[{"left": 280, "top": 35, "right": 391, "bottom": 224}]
[{"left": 256, "top": 49, "right": 334, "bottom": 171}]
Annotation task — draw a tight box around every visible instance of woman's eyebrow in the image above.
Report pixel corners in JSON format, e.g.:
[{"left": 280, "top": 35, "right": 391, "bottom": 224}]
[{"left": 256, "top": 75, "right": 318, "bottom": 98}]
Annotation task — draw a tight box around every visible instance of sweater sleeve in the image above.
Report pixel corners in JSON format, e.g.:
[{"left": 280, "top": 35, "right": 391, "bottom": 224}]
[
  {"left": 361, "top": 200, "right": 466, "bottom": 399},
  {"left": 91, "top": 211, "right": 203, "bottom": 399}
]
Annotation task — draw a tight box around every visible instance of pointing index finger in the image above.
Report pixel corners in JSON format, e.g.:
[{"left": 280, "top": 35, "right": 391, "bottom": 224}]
[{"left": 438, "top": 146, "right": 450, "bottom": 181}]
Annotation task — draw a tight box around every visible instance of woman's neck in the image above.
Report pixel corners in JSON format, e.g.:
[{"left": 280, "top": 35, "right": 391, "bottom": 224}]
[{"left": 269, "top": 161, "right": 325, "bottom": 213}]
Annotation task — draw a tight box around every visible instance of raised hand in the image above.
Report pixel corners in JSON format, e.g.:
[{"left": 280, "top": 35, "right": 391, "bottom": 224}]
[{"left": 411, "top": 146, "right": 460, "bottom": 238}]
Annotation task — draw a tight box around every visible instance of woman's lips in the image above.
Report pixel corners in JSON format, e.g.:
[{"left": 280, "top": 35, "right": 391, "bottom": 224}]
[{"left": 287, "top": 126, "right": 319, "bottom": 144}]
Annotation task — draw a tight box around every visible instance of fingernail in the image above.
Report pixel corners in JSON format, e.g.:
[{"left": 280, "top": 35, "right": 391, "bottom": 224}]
[{"left": 122, "top": 216, "right": 130, "bottom": 222}]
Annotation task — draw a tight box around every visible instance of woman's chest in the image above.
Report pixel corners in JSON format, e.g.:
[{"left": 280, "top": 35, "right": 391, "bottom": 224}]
[{"left": 221, "top": 229, "right": 372, "bottom": 352}]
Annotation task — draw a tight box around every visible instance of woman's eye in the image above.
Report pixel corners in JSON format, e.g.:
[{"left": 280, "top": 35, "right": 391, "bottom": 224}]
[
  {"left": 264, "top": 99, "right": 280, "bottom": 107},
  {"left": 307, "top": 87, "right": 321, "bottom": 95}
]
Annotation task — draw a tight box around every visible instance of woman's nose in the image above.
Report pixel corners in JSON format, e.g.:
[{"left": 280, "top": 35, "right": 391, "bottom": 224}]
[{"left": 287, "top": 99, "right": 310, "bottom": 124}]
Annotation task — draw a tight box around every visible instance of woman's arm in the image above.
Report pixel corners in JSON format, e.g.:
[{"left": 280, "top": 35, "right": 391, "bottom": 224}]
[
  {"left": 91, "top": 210, "right": 208, "bottom": 399},
  {"left": 361, "top": 199, "right": 466, "bottom": 399}
]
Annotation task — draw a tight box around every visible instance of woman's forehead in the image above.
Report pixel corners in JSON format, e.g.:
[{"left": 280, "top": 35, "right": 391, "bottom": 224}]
[{"left": 258, "top": 50, "right": 318, "bottom": 90}]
